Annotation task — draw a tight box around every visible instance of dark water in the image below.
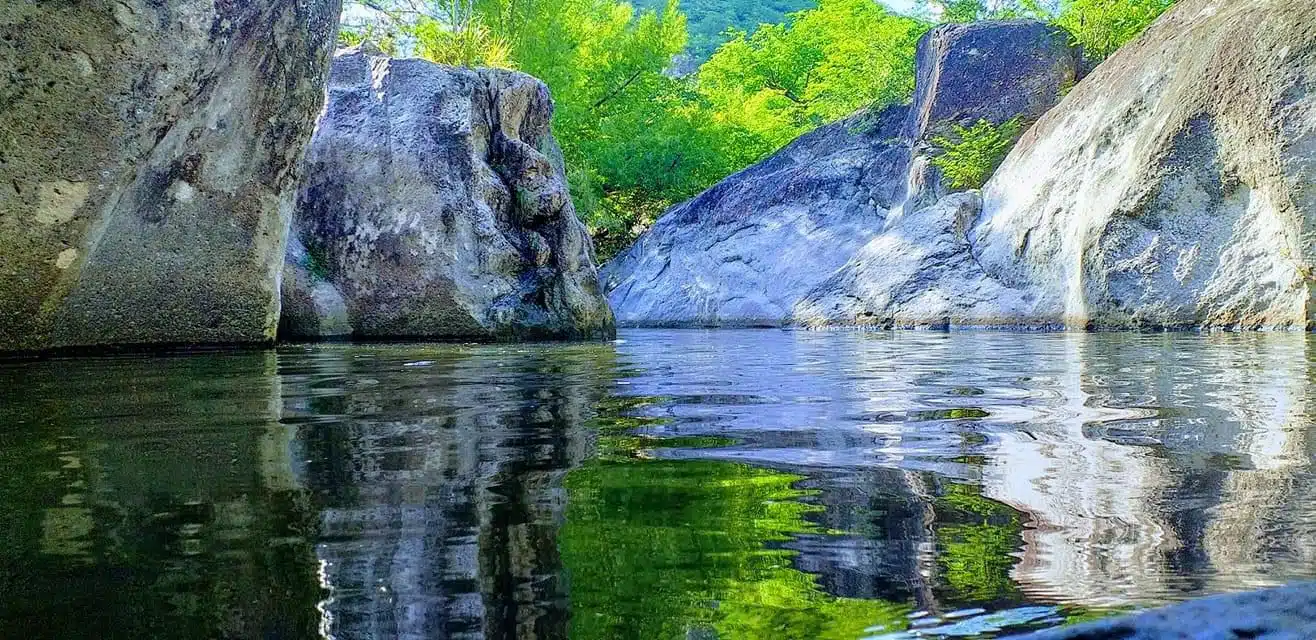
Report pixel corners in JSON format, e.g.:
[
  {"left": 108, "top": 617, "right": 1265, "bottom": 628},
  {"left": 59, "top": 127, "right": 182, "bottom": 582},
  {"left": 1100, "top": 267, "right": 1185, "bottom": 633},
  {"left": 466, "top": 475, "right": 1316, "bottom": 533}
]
[{"left": 3, "top": 330, "right": 1316, "bottom": 639}]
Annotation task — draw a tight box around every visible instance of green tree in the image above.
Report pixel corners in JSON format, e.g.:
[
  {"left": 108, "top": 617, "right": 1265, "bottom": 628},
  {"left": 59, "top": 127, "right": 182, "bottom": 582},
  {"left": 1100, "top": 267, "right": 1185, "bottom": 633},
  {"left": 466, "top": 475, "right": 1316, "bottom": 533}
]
[
  {"left": 697, "top": 0, "right": 926, "bottom": 157},
  {"left": 633, "top": 0, "right": 816, "bottom": 63},
  {"left": 1054, "top": 0, "right": 1175, "bottom": 60}
]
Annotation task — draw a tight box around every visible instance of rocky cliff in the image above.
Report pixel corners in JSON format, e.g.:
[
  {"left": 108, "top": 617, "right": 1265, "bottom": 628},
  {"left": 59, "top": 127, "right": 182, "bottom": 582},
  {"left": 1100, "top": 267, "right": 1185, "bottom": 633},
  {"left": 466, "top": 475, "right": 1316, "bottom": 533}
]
[
  {"left": 797, "top": 0, "right": 1316, "bottom": 330},
  {"left": 0, "top": 0, "right": 341, "bottom": 352},
  {"left": 602, "top": 21, "right": 1080, "bottom": 327},
  {"left": 281, "top": 49, "right": 616, "bottom": 341}
]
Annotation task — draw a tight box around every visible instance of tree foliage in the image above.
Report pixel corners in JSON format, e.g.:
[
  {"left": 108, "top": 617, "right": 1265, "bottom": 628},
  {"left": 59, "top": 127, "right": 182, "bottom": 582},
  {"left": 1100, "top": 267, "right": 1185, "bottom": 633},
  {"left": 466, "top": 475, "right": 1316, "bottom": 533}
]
[
  {"left": 1053, "top": 0, "right": 1176, "bottom": 60},
  {"left": 930, "top": 118, "right": 1024, "bottom": 190},
  {"left": 633, "top": 0, "right": 815, "bottom": 63},
  {"left": 698, "top": 0, "right": 925, "bottom": 155}
]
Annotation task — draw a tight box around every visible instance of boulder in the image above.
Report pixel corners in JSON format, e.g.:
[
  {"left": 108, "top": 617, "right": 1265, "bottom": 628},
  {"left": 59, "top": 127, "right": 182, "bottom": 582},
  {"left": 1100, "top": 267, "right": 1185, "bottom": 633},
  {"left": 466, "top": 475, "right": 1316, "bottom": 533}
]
[
  {"left": 602, "top": 21, "right": 1079, "bottom": 327},
  {"left": 281, "top": 50, "right": 615, "bottom": 341},
  {"left": 0, "top": 0, "right": 341, "bottom": 352},
  {"left": 799, "top": 0, "right": 1316, "bottom": 330},
  {"left": 1017, "top": 582, "right": 1316, "bottom": 639},
  {"left": 601, "top": 108, "right": 912, "bottom": 327}
]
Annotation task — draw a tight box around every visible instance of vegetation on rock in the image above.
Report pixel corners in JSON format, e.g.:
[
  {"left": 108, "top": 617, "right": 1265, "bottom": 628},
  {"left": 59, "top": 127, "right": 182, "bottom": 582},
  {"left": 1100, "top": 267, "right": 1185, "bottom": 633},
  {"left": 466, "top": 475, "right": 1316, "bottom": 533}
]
[{"left": 931, "top": 117, "right": 1025, "bottom": 190}]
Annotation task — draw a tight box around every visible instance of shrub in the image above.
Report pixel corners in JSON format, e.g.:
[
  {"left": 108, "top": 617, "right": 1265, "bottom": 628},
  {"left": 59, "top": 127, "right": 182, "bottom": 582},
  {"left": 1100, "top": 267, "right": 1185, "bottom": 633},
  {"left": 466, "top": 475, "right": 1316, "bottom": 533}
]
[
  {"left": 1054, "top": 0, "right": 1176, "bottom": 61},
  {"left": 930, "top": 117, "right": 1024, "bottom": 190}
]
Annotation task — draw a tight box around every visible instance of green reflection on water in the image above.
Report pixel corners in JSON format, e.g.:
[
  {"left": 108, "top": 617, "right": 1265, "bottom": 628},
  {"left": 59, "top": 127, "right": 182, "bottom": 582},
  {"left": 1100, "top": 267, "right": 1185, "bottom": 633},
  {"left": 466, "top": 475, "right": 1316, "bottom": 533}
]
[
  {"left": 934, "top": 483, "right": 1024, "bottom": 605},
  {"left": 0, "top": 353, "right": 323, "bottom": 640},
  {"left": 560, "top": 441, "right": 913, "bottom": 639}
]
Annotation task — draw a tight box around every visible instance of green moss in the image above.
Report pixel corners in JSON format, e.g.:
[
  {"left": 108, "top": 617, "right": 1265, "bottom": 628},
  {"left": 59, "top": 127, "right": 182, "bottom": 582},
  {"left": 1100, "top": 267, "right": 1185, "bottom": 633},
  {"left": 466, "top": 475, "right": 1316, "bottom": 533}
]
[{"left": 301, "top": 244, "right": 332, "bottom": 282}]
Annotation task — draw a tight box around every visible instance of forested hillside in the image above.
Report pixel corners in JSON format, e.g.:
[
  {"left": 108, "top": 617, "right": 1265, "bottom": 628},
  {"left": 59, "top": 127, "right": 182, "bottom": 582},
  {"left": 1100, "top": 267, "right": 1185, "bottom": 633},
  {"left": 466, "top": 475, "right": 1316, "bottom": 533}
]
[{"left": 632, "top": 0, "right": 815, "bottom": 63}]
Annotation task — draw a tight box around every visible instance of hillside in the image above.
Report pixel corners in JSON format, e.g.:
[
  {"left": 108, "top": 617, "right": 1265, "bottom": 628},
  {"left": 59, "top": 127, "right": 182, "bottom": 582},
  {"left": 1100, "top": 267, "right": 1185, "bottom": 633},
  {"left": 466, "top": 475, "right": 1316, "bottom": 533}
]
[{"left": 634, "top": 0, "right": 816, "bottom": 61}]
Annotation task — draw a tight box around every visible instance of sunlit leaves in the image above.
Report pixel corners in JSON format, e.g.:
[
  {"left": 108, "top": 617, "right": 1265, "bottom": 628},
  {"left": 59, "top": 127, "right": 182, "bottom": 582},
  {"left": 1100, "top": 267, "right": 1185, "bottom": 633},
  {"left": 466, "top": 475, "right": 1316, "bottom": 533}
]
[
  {"left": 1053, "top": 0, "right": 1175, "bottom": 60},
  {"left": 919, "top": 0, "right": 1175, "bottom": 62},
  {"left": 930, "top": 118, "right": 1024, "bottom": 190},
  {"left": 413, "top": 14, "right": 514, "bottom": 68},
  {"left": 697, "top": 0, "right": 926, "bottom": 156}
]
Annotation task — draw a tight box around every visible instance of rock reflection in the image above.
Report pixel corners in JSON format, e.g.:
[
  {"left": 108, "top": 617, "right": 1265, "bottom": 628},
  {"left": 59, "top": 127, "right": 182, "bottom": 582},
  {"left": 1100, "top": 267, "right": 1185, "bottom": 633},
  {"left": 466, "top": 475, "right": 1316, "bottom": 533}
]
[
  {"left": 979, "top": 333, "right": 1316, "bottom": 606},
  {"left": 6, "top": 331, "right": 1316, "bottom": 639},
  {"left": 0, "top": 352, "right": 321, "bottom": 639},
  {"left": 277, "top": 343, "right": 614, "bottom": 640}
]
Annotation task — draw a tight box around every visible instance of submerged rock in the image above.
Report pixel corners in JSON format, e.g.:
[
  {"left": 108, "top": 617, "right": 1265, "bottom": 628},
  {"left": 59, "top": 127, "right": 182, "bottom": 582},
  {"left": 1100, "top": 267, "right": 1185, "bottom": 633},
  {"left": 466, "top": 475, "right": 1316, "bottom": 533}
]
[
  {"left": 282, "top": 49, "right": 615, "bottom": 341},
  {"left": 0, "top": 0, "right": 341, "bottom": 352},
  {"left": 799, "top": 0, "right": 1316, "bottom": 330},
  {"left": 602, "top": 21, "right": 1079, "bottom": 327},
  {"left": 1018, "top": 582, "right": 1316, "bottom": 639}
]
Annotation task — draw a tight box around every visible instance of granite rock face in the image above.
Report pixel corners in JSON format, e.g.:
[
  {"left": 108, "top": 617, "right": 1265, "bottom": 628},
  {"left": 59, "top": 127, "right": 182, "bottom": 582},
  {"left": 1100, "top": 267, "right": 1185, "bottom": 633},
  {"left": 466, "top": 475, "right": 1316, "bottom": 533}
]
[
  {"left": 282, "top": 50, "right": 615, "bottom": 341},
  {"left": 799, "top": 0, "right": 1316, "bottom": 329},
  {"left": 0, "top": 0, "right": 341, "bottom": 352},
  {"left": 602, "top": 21, "right": 1078, "bottom": 327},
  {"left": 1017, "top": 582, "right": 1316, "bottom": 639}
]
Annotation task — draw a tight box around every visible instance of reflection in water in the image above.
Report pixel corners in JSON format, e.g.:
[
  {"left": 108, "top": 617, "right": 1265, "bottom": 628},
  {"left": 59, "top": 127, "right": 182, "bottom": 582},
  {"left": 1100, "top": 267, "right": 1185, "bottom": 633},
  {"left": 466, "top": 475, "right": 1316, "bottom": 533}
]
[
  {"left": 2, "top": 331, "right": 1316, "bottom": 638},
  {"left": 279, "top": 344, "right": 614, "bottom": 639},
  {"left": 0, "top": 352, "right": 320, "bottom": 639}
]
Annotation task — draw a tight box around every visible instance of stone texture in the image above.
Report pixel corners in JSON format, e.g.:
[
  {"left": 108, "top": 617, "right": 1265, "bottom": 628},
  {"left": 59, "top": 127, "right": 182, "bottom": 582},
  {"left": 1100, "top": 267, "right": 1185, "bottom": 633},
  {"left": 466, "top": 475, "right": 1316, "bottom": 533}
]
[
  {"left": 1017, "top": 582, "right": 1316, "bottom": 639},
  {"left": 0, "top": 0, "right": 342, "bottom": 352},
  {"left": 793, "top": 192, "right": 1033, "bottom": 329},
  {"left": 602, "top": 21, "right": 1078, "bottom": 327},
  {"left": 798, "top": 0, "right": 1316, "bottom": 330},
  {"left": 282, "top": 50, "right": 615, "bottom": 341},
  {"left": 903, "top": 21, "right": 1082, "bottom": 142}
]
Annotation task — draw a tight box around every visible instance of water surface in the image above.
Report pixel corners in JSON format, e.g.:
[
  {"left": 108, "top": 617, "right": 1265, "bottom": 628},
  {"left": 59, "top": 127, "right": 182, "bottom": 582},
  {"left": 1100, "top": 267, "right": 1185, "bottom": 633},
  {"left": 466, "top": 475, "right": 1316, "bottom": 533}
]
[{"left": 3, "top": 330, "right": 1316, "bottom": 639}]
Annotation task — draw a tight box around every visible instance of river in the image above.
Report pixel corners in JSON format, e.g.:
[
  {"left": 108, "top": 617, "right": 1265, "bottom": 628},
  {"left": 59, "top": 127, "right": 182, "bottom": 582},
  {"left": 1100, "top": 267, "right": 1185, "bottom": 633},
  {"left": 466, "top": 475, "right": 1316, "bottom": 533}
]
[{"left": 3, "top": 329, "right": 1315, "bottom": 639}]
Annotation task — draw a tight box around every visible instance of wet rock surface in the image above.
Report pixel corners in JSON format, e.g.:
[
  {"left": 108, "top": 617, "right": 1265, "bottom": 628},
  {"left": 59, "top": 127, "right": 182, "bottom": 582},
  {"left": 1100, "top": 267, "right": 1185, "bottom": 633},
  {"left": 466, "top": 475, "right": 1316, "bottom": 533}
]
[
  {"left": 282, "top": 49, "right": 615, "bottom": 341},
  {"left": 0, "top": 0, "right": 341, "bottom": 352}
]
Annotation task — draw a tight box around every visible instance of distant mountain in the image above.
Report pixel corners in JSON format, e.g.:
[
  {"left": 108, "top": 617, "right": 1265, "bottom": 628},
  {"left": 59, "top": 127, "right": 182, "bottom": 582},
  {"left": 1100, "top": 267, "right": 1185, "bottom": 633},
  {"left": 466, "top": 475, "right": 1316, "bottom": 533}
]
[{"left": 634, "top": 0, "right": 817, "bottom": 62}]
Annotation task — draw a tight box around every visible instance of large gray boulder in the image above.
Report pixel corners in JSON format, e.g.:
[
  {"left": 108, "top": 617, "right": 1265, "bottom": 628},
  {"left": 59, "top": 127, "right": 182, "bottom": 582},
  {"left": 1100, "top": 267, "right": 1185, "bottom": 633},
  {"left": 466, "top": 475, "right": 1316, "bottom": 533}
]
[
  {"left": 1017, "top": 582, "right": 1316, "bottom": 639},
  {"left": 281, "top": 50, "right": 615, "bottom": 341},
  {"left": 602, "top": 21, "right": 1079, "bottom": 327},
  {"left": 798, "top": 0, "right": 1316, "bottom": 330},
  {"left": 0, "top": 0, "right": 341, "bottom": 352}
]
